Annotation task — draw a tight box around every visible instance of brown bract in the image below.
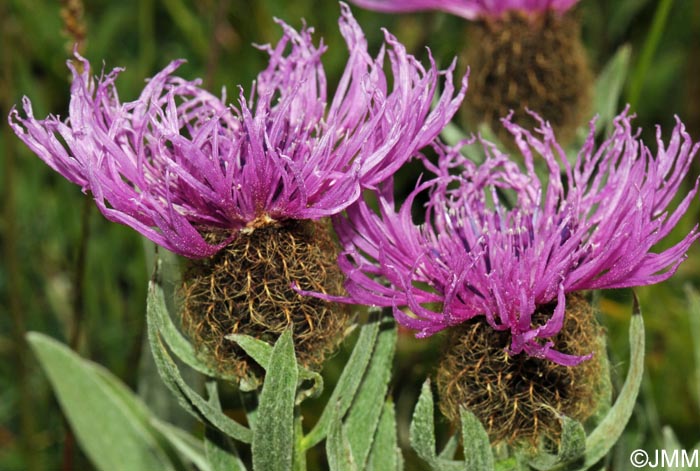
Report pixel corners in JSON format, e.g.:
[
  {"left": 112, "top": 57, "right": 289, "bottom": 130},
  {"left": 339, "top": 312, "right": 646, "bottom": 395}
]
[
  {"left": 181, "top": 219, "right": 349, "bottom": 382},
  {"left": 462, "top": 11, "right": 591, "bottom": 146},
  {"left": 436, "top": 293, "right": 605, "bottom": 448}
]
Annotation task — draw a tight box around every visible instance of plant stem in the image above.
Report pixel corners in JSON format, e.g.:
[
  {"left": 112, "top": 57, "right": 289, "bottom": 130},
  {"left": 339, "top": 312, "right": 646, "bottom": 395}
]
[
  {"left": 69, "top": 195, "right": 91, "bottom": 350},
  {"left": 627, "top": 0, "right": 674, "bottom": 109}
]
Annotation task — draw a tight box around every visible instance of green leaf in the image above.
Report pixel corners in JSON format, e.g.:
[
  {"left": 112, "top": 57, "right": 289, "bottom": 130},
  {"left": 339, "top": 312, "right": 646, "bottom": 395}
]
[
  {"left": 495, "top": 456, "right": 525, "bottom": 471},
  {"left": 438, "top": 434, "right": 460, "bottom": 461},
  {"left": 205, "top": 427, "right": 247, "bottom": 471},
  {"left": 684, "top": 285, "right": 700, "bottom": 411},
  {"left": 148, "top": 257, "right": 218, "bottom": 377},
  {"left": 226, "top": 334, "right": 273, "bottom": 370},
  {"left": 366, "top": 400, "right": 400, "bottom": 471},
  {"left": 626, "top": 0, "right": 674, "bottom": 108},
  {"left": 570, "top": 44, "right": 631, "bottom": 162},
  {"left": 252, "top": 329, "right": 298, "bottom": 471},
  {"left": 409, "top": 380, "right": 463, "bottom": 471},
  {"left": 327, "top": 404, "right": 358, "bottom": 471},
  {"left": 26, "top": 332, "right": 176, "bottom": 471},
  {"left": 202, "top": 382, "right": 247, "bottom": 471},
  {"left": 528, "top": 416, "right": 586, "bottom": 470},
  {"left": 344, "top": 315, "right": 397, "bottom": 468},
  {"left": 227, "top": 333, "right": 323, "bottom": 401},
  {"left": 461, "top": 408, "right": 495, "bottom": 471},
  {"left": 591, "top": 45, "right": 631, "bottom": 136},
  {"left": 570, "top": 296, "right": 646, "bottom": 471},
  {"left": 138, "top": 245, "right": 194, "bottom": 429},
  {"left": 410, "top": 380, "right": 437, "bottom": 465},
  {"left": 147, "top": 281, "right": 253, "bottom": 443},
  {"left": 302, "top": 313, "right": 381, "bottom": 449},
  {"left": 150, "top": 419, "right": 211, "bottom": 471}
]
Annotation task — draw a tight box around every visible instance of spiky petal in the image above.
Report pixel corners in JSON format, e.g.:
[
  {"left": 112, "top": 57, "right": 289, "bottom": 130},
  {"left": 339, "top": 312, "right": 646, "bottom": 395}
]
[
  {"left": 333, "top": 109, "right": 699, "bottom": 365},
  {"left": 349, "top": 0, "right": 580, "bottom": 19},
  {"left": 9, "top": 3, "right": 466, "bottom": 258}
]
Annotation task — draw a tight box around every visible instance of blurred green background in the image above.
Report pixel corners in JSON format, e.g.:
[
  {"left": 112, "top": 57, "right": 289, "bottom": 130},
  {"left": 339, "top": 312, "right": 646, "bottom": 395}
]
[{"left": 1, "top": 0, "right": 699, "bottom": 469}]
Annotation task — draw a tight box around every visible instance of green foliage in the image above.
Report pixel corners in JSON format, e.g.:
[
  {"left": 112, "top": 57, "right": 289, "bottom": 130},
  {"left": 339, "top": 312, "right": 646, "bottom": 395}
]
[
  {"left": 326, "top": 404, "right": 358, "bottom": 471},
  {"left": 26, "top": 332, "right": 215, "bottom": 471},
  {"left": 366, "top": 400, "right": 402, "bottom": 471},
  {"left": 3, "top": 1, "right": 700, "bottom": 469},
  {"left": 301, "top": 311, "right": 381, "bottom": 450},
  {"left": 461, "top": 409, "right": 496, "bottom": 471},
  {"left": 147, "top": 267, "right": 253, "bottom": 443},
  {"left": 343, "top": 315, "right": 397, "bottom": 468},
  {"left": 27, "top": 333, "right": 177, "bottom": 471},
  {"left": 252, "top": 330, "right": 298, "bottom": 471}
]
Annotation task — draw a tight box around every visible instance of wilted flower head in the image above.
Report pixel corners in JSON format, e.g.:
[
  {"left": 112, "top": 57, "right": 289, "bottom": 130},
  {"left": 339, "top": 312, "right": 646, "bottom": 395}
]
[
  {"left": 349, "top": 0, "right": 580, "bottom": 19},
  {"left": 9, "top": 3, "right": 466, "bottom": 259},
  {"left": 334, "top": 109, "right": 699, "bottom": 366}
]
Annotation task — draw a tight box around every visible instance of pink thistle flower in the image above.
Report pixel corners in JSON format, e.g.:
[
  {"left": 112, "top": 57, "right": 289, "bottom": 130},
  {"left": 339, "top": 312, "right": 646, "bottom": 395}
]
[
  {"left": 332, "top": 109, "right": 699, "bottom": 365},
  {"left": 9, "top": 3, "right": 466, "bottom": 259},
  {"left": 349, "top": 0, "right": 580, "bottom": 19}
]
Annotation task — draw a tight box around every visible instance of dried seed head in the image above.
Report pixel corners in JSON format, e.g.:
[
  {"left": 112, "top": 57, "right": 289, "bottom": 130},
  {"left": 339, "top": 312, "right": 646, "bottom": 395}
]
[
  {"left": 462, "top": 11, "right": 591, "bottom": 146},
  {"left": 181, "top": 219, "right": 349, "bottom": 382},
  {"left": 436, "top": 293, "right": 605, "bottom": 447}
]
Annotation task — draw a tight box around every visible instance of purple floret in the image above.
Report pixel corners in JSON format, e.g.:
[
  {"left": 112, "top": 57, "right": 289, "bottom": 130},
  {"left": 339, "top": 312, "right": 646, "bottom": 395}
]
[
  {"left": 349, "top": 0, "right": 580, "bottom": 19},
  {"left": 9, "top": 3, "right": 466, "bottom": 259},
  {"left": 333, "top": 109, "right": 699, "bottom": 365}
]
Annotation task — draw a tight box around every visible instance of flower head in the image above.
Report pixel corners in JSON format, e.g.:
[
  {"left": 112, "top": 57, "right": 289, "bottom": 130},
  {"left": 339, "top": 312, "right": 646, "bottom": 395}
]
[
  {"left": 349, "top": 0, "right": 580, "bottom": 19},
  {"left": 334, "top": 109, "right": 699, "bottom": 366},
  {"left": 9, "top": 3, "right": 466, "bottom": 259}
]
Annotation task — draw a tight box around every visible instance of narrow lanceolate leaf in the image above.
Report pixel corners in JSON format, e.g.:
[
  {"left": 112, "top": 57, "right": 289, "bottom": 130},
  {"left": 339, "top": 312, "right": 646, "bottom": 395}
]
[
  {"left": 573, "top": 297, "right": 645, "bottom": 471},
  {"left": 27, "top": 332, "right": 176, "bottom": 471},
  {"left": 227, "top": 333, "right": 323, "bottom": 400},
  {"left": 327, "top": 405, "right": 358, "bottom": 471},
  {"left": 252, "top": 329, "right": 298, "bottom": 471},
  {"left": 592, "top": 45, "right": 631, "bottom": 135},
  {"left": 409, "top": 380, "right": 462, "bottom": 471},
  {"left": 147, "top": 284, "right": 253, "bottom": 443},
  {"left": 149, "top": 258, "right": 218, "bottom": 377},
  {"left": 438, "top": 434, "right": 459, "bottom": 461},
  {"left": 460, "top": 408, "right": 495, "bottom": 471},
  {"left": 366, "top": 400, "right": 400, "bottom": 471},
  {"left": 302, "top": 312, "right": 381, "bottom": 450},
  {"left": 345, "top": 315, "right": 397, "bottom": 468},
  {"left": 205, "top": 427, "right": 247, "bottom": 471},
  {"left": 410, "top": 380, "right": 437, "bottom": 465},
  {"left": 528, "top": 416, "right": 586, "bottom": 470},
  {"left": 684, "top": 285, "right": 700, "bottom": 411},
  {"left": 226, "top": 334, "right": 273, "bottom": 370},
  {"left": 151, "top": 419, "right": 211, "bottom": 471}
]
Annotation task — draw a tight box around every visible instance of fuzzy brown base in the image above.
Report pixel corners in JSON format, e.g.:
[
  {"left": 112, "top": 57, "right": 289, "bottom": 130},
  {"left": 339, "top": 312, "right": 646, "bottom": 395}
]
[
  {"left": 436, "top": 293, "right": 604, "bottom": 447},
  {"left": 181, "top": 219, "right": 349, "bottom": 382},
  {"left": 462, "top": 11, "right": 591, "bottom": 146}
]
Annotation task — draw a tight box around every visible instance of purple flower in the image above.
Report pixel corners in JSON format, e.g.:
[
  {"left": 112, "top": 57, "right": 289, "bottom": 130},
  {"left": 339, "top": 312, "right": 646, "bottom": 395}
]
[
  {"left": 349, "top": 0, "right": 580, "bottom": 19},
  {"left": 9, "top": 3, "right": 466, "bottom": 259},
  {"left": 333, "top": 110, "right": 699, "bottom": 365}
]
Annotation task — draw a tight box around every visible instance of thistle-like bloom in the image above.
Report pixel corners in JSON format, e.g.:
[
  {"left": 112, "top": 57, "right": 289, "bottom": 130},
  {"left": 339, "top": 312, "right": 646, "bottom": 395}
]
[
  {"left": 349, "top": 0, "right": 580, "bottom": 19},
  {"left": 334, "top": 110, "right": 699, "bottom": 365},
  {"left": 9, "top": 3, "right": 466, "bottom": 259}
]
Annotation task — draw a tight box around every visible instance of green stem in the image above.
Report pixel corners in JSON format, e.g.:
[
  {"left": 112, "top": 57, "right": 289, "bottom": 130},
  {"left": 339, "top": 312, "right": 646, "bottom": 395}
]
[
  {"left": 69, "top": 195, "right": 91, "bottom": 350},
  {"left": 627, "top": 0, "right": 674, "bottom": 108},
  {"left": 293, "top": 411, "right": 307, "bottom": 471}
]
